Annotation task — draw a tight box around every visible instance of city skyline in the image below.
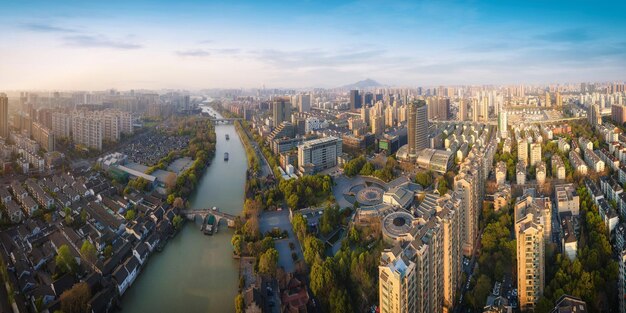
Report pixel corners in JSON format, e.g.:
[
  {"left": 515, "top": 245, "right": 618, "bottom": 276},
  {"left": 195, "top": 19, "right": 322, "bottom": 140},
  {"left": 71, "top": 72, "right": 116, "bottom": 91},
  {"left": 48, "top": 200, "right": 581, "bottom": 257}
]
[{"left": 2, "top": 0, "right": 626, "bottom": 90}]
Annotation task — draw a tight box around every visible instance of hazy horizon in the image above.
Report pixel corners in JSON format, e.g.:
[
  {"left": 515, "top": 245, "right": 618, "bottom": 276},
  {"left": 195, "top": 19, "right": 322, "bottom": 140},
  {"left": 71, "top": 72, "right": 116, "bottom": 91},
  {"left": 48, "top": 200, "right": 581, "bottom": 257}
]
[{"left": 2, "top": 0, "right": 626, "bottom": 90}]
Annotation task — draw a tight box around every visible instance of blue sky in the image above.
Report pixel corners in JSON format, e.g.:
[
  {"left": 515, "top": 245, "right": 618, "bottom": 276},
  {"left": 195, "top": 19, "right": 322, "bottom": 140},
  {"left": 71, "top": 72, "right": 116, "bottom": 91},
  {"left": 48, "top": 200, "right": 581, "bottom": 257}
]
[{"left": 1, "top": 0, "right": 625, "bottom": 89}]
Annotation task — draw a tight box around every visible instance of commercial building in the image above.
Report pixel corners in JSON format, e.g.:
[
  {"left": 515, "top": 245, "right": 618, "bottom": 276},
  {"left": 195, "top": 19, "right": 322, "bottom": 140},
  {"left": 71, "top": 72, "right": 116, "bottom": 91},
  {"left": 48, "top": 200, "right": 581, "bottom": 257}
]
[
  {"left": 350, "top": 90, "right": 361, "bottom": 110},
  {"left": 407, "top": 100, "right": 429, "bottom": 160},
  {"left": 297, "top": 136, "right": 342, "bottom": 175}
]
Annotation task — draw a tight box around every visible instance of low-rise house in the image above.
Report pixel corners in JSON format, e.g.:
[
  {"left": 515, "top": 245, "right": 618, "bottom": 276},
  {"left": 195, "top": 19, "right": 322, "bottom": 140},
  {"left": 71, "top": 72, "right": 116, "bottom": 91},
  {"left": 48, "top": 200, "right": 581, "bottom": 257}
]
[
  {"left": 11, "top": 181, "right": 28, "bottom": 202},
  {"left": 583, "top": 148, "right": 605, "bottom": 172},
  {"left": 6, "top": 200, "right": 24, "bottom": 223},
  {"left": 569, "top": 151, "right": 588, "bottom": 175},
  {"left": 516, "top": 161, "right": 526, "bottom": 185},
  {"left": 21, "top": 196, "right": 39, "bottom": 216},
  {"left": 133, "top": 242, "right": 150, "bottom": 265},
  {"left": 0, "top": 187, "right": 12, "bottom": 204},
  {"left": 560, "top": 212, "right": 578, "bottom": 261},
  {"left": 600, "top": 176, "right": 623, "bottom": 203}
]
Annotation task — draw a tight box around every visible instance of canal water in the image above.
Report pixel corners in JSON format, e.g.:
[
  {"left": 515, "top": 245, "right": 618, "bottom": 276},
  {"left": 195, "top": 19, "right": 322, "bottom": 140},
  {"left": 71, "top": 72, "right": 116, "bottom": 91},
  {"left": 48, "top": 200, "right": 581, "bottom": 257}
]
[{"left": 121, "top": 106, "right": 244, "bottom": 312}]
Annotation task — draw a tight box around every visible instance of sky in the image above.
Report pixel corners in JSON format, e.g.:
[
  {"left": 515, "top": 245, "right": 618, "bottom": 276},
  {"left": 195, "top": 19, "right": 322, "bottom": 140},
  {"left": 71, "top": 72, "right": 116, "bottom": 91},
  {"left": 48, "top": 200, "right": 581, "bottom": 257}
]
[{"left": 1, "top": 0, "right": 625, "bottom": 90}]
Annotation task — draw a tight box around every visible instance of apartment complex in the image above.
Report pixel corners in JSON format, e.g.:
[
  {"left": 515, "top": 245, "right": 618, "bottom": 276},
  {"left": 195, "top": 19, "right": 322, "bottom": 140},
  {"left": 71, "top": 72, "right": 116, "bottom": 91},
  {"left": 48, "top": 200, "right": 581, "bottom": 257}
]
[
  {"left": 71, "top": 110, "right": 133, "bottom": 150},
  {"left": 379, "top": 193, "right": 461, "bottom": 313}
]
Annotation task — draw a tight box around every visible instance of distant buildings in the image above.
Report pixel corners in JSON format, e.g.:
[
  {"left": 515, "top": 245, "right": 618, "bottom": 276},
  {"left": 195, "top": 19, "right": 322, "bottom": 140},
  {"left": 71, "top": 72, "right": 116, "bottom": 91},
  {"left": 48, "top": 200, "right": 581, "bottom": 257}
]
[
  {"left": 272, "top": 97, "right": 292, "bottom": 126},
  {"left": 349, "top": 90, "right": 361, "bottom": 110},
  {"left": 0, "top": 93, "right": 8, "bottom": 139}
]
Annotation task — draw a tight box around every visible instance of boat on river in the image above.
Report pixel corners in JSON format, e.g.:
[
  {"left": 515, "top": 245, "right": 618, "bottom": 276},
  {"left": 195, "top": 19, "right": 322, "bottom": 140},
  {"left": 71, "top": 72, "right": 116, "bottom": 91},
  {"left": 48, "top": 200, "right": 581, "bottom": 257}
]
[
  {"left": 224, "top": 152, "right": 229, "bottom": 161},
  {"left": 226, "top": 134, "right": 230, "bottom": 140}
]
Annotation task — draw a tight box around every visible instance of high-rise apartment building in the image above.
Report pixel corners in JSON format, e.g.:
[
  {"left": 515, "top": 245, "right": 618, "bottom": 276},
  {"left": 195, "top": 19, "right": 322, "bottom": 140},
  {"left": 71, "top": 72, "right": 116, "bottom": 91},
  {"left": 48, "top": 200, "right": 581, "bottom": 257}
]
[
  {"left": 51, "top": 112, "right": 72, "bottom": 138},
  {"left": 378, "top": 193, "right": 461, "bottom": 313},
  {"left": 545, "top": 91, "right": 551, "bottom": 107},
  {"left": 407, "top": 100, "right": 428, "bottom": 160},
  {"left": 72, "top": 111, "right": 103, "bottom": 150},
  {"left": 459, "top": 98, "right": 467, "bottom": 121},
  {"left": 0, "top": 93, "right": 8, "bottom": 139},
  {"left": 272, "top": 97, "right": 292, "bottom": 126},
  {"left": 518, "top": 138, "right": 528, "bottom": 166},
  {"left": 498, "top": 108, "right": 508, "bottom": 138},
  {"left": 515, "top": 190, "right": 551, "bottom": 311},
  {"left": 31, "top": 122, "right": 55, "bottom": 152},
  {"left": 530, "top": 142, "right": 542, "bottom": 166}
]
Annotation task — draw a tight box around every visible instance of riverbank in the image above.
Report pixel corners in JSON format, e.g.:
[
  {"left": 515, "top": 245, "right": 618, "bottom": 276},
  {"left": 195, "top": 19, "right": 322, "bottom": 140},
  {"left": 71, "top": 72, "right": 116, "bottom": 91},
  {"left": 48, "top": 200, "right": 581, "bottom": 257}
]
[{"left": 120, "top": 105, "right": 246, "bottom": 313}]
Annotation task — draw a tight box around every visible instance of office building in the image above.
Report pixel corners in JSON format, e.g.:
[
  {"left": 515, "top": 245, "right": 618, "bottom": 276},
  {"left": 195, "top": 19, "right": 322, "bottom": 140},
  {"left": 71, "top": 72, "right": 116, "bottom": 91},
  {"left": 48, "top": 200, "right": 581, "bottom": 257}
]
[
  {"left": 297, "top": 136, "right": 341, "bottom": 174},
  {"left": 0, "top": 93, "right": 8, "bottom": 139},
  {"left": 407, "top": 100, "right": 429, "bottom": 160},
  {"left": 272, "top": 97, "right": 292, "bottom": 126},
  {"left": 298, "top": 94, "right": 311, "bottom": 113},
  {"left": 350, "top": 90, "right": 361, "bottom": 110}
]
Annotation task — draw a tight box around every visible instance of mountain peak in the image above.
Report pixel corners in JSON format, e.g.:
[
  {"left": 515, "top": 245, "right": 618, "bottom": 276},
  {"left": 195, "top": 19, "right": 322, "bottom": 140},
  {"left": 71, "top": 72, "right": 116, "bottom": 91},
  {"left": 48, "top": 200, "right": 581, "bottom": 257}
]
[{"left": 342, "top": 78, "right": 384, "bottom": 89}]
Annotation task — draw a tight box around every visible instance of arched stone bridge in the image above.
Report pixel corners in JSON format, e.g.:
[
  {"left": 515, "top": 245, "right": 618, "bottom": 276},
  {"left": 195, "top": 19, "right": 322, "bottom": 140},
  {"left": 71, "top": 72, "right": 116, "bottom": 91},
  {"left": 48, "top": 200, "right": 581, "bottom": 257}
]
[{"left": 180, "top": 208, "right": 237, "bottom": 228}]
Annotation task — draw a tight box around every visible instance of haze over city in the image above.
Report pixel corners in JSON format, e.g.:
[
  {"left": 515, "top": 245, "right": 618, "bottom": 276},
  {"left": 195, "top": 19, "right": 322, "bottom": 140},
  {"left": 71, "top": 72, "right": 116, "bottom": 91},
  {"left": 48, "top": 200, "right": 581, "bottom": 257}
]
[{"left": 2, "top": 0, "right": 626, "bottom": 90}]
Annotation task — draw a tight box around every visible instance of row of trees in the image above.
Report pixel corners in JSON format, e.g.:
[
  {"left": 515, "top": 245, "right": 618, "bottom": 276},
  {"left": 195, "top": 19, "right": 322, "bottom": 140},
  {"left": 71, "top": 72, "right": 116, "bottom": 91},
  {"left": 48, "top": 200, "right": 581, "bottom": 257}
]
[
  {"left": 535, "top": 186, "right": 618, "bottom": 312},
  {"left": 465, "top": 202, "right": 516, "bottom": 309},
  {"left": 170, "top": 119, "right": 217, "bottom": 198}
]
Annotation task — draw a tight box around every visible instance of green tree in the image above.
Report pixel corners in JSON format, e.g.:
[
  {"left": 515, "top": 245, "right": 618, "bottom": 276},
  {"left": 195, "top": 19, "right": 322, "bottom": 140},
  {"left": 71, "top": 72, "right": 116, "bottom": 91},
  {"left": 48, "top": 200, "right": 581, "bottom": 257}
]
[
  {"left": 310, "top": 259, "right": 335, "bottom": 298},
  {"left": 235, "top": 293, "right": 245, "bottom": 313},
  {"left": 302, "top": 236, "right": 325, "bottom": 265},
  {"left": 359, "top": 162, "right": 375, "bottom": 176},
  {"left": 231, "top": 234, "right": 244, "bottom": 256},
  {"left": 258, "top": 248, "right": 279, "bottom": 277},
  {"left": 125, "top": 210, "right": 136, "bottom": 221},
  {"left": 80, "top": 240, "right": 97, "bottom": 265},
  {"left": 103, "top": 245, "right": 113, "bottom": 258},
  {"left": 291, "top": 214, "right": 307, "bottom": 241},
  {"left": 56, "top": 245, "right": 78, "bottom": 275},
  {"left": 172, "top": 215, "right": 184, "bottom": 230},
  {"left": 415, "top": 171, "right": 433, "bottom": 187}
]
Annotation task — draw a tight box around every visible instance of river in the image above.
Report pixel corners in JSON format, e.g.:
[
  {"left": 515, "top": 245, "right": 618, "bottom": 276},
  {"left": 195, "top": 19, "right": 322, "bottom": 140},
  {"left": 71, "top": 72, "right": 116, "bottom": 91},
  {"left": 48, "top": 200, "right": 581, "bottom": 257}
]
[{"left": 120, "top": 106, "right": 244, "bottom": 312}]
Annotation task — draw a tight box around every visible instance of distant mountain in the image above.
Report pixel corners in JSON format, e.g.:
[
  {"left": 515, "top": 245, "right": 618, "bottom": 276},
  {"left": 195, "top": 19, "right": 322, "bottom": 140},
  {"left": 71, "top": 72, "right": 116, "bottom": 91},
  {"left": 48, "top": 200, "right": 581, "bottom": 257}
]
[{"left": 341, "top": 78, "right": 384, "bottom": 89}]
